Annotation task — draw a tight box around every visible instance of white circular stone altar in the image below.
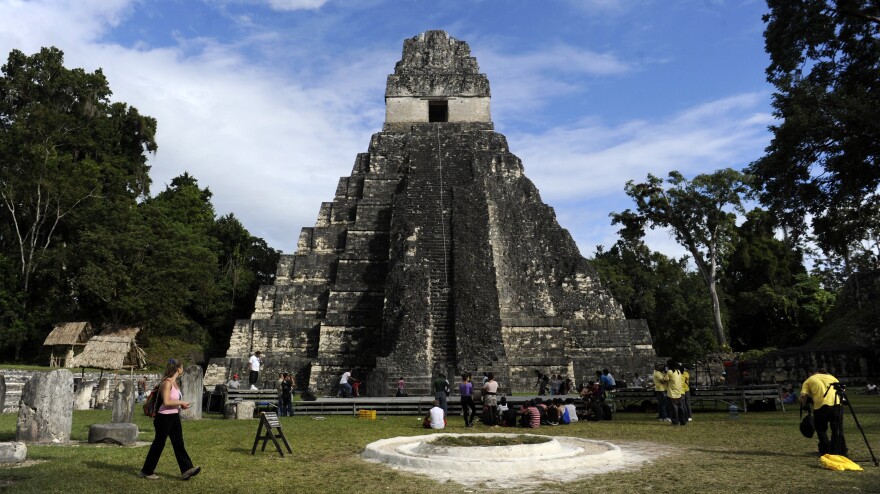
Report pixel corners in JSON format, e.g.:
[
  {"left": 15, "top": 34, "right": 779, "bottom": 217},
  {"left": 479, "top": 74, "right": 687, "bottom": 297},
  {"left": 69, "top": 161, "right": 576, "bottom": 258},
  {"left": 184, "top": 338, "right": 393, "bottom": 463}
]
[{"left": 362, "top": 433, "right": 656, "bottom": 487}]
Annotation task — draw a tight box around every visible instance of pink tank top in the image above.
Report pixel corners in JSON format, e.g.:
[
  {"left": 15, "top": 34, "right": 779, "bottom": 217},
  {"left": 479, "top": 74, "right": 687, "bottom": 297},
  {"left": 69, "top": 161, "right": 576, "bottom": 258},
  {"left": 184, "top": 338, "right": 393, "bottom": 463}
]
[{"left": 158, "top": 381, "right": 181, "bottom": 415}]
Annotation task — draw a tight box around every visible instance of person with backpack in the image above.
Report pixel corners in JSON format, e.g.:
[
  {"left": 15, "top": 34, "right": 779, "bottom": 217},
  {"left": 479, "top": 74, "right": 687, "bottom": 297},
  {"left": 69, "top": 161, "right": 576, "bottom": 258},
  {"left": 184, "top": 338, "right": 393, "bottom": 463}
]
[{"left": 139, "top": 359, "right": 201, "bottom": 481}]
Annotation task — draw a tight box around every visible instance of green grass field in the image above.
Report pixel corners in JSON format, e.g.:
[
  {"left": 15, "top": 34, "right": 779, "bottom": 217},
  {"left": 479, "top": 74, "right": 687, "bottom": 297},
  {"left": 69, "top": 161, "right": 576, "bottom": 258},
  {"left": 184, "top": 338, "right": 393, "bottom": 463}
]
[{"left": 1, "top": 395, "right": 878, "bottom": 493}]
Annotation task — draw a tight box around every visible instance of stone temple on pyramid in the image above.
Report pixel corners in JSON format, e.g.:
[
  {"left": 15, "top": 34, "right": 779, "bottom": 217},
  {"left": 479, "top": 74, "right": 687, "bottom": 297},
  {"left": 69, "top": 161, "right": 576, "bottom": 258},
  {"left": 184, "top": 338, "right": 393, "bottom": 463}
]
[{"left": 205, "top": 31, "right": 657, "bottom": 395}]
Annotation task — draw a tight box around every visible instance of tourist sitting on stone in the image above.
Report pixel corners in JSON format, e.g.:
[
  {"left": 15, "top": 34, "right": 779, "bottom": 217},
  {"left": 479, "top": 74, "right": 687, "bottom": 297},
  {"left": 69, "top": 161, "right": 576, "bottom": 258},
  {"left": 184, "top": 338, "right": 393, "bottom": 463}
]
[
  {"left": 226, "top": 374, "right": 240, "bottom": 390},
  {"left": 423, "top": 400, "right": 445, "bottom": 430},
  {"left": 544, "top": 399, "right": 560, "bottom": 425},
  {"left": 519, "top": 400, "right": 540, "bottom": 428},
  {"left": 579, "top": 381, "right": 601, "bottom": 401},
  {"left": 580, "top": 397, "right": 604, "bottom": 422},
  {"left": 564, "top": 398, "right": 578, "bottom": 423}
]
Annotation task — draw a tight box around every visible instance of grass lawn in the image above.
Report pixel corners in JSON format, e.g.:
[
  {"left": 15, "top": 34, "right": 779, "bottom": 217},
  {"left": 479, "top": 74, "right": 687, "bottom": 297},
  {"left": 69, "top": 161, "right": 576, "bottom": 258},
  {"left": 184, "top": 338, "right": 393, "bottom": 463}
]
[{"left": 1, "top": 395, "right": 878, "bottom": 493}]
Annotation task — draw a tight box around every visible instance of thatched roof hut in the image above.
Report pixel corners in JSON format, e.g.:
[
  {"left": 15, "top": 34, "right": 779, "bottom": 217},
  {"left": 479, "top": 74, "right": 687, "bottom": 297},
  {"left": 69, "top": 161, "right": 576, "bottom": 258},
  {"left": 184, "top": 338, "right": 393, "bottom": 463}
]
[
  {"left": 43, "top": 322, "right": 95, "bottom": 368},
  {"left": 67, "top": 326, "right": 147, "bottom": 370}
]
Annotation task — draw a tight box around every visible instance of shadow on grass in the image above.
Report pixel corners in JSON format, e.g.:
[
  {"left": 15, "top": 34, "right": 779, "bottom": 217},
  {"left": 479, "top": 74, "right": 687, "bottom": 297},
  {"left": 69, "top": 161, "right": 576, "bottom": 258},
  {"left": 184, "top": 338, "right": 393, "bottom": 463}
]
[
  {"left": 688, "top": 447, "right": 816, "bottom": 459},
  {"left": 0, "top": 432, "right": 16, "bottom": 441}
]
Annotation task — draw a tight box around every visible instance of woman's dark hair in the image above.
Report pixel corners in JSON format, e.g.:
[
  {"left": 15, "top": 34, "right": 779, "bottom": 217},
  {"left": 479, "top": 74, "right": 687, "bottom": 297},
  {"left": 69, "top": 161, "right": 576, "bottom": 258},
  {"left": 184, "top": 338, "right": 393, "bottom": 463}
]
[{"left": 162, "top": 359, "right": 182, "bottom": 380}]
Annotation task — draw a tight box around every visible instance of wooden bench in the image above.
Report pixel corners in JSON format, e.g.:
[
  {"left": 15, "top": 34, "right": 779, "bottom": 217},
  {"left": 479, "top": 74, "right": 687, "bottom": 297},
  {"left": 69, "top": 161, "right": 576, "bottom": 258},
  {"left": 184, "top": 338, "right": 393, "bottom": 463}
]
[
  {"left": 690, "top": 385, "right": 784, "bottom": 412},
  {"left": 608, "top": 388, "right": 657, "bottom": 411},
  {"left": 223, "top": 388, "right": 280, "bottom": 412},
  {"left": 609, "top": 385, "right": 784, "bottom": 413}
]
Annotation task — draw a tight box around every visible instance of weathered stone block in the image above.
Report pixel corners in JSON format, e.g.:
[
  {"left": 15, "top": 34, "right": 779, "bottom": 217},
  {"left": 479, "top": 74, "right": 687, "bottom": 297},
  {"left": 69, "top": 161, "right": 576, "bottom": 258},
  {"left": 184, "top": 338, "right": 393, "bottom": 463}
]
[
  {"left": 16, "top": 369, "right": 73, "bottom": 444},
  {"left": 180, "top": 365, "right": 203, "bottom": 420},
  {"left": 235, "top": 401, "right": 255, "bottom": 419},
  {"left": 0, "top": 442, "right": 26, "bottom": 464},
  {"left": 74, "top": 381, "right": 95, "bottom": 410},
  {"left": 111, "top": 380, "right": 135, "bottom": 423},
  {"left": 88, "top": 423, "right": 139, "bottom": 445}
]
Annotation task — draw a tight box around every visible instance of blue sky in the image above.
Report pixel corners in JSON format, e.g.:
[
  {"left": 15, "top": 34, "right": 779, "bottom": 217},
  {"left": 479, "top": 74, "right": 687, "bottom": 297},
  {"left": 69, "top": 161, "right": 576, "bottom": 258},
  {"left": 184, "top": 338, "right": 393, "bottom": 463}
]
[{"left": 0, "top": 0, "right": 773, "bottom": 258}]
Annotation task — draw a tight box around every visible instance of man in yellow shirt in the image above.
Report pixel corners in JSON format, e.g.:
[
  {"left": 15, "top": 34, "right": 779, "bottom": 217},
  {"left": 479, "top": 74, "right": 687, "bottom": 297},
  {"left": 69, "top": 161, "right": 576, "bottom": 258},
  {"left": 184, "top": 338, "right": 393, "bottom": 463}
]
[
  {"left": 800, "top": 369, "right": 847, "bottom": 456},
  {"left": 652, "top": 363, "right": 669, "bottom": 422},
  {"left": 681, "top": 364, "right": 692, "bottom": 422},
  {"left": 666, "top": 361, "right": 686, "bottom": 426}
]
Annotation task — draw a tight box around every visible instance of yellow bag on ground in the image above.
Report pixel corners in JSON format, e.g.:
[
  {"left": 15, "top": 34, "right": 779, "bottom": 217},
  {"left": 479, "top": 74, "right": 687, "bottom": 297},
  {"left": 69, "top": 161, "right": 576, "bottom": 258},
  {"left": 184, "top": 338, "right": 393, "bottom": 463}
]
[{"left": 820, "top": 454, "right": 863, "bottom": 471}]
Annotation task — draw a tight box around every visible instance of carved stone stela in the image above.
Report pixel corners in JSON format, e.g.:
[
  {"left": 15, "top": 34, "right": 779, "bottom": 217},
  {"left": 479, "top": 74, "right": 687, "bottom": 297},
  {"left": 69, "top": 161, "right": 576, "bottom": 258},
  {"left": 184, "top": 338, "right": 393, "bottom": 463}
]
[{"left": 206, "top": 31, "right": 657, "bottom": 395}]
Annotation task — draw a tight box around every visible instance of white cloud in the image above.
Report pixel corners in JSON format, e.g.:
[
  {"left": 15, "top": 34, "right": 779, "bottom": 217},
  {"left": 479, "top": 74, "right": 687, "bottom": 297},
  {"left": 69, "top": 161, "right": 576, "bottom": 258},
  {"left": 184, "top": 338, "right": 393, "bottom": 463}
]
[
  {"left": 508, "top": 92, "right": 772, "bottom": 201},
  {"left": 266, "top": 0, "right": 329, "bottom": 10}
]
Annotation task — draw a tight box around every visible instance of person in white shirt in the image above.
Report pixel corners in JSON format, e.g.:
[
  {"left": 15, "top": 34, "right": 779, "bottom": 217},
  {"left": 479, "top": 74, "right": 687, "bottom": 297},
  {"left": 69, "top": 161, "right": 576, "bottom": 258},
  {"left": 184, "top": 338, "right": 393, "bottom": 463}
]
[
  {"left": 423, "top": 400, "right": 445, "bottom": 429},
  {"left": 338, "top": 370, "right": 353, "bottom": 397},
  {"left": 248, "top": 352, "right": 262, "bottom": 389},
  {"left": 564, "top": 398, "right": 578, "bottom": 423}
]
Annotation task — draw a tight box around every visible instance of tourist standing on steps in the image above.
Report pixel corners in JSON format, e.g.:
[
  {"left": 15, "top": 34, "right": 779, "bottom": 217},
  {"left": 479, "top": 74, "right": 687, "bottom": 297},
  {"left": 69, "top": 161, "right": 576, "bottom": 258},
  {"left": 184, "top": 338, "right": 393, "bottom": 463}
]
[
  {"left": 800, "top": 368, "right": 847, "bottom": 456},
  {"left": 338, "top": 369, "right": 353, "bottom": 397},
  {"left": 248, "top": 351, "right": 261, "bottom": 389},
  {"left": 432, "top": 373, "right": 448, "bottom": 414},
  {"left": 139, "top": 359, "right": 201, "bottom": 481},
  {"left": 481, "top": 372, "right": 499, "bottom": 426},
  {"left": 280, "top": 373, "right": 294, "bottom": 417},
  {"left": 459, "top": 374, "right": 476, "bottom": 427},
  {"left": 396, "top": 376, "right": 407, "bottom": 397}
]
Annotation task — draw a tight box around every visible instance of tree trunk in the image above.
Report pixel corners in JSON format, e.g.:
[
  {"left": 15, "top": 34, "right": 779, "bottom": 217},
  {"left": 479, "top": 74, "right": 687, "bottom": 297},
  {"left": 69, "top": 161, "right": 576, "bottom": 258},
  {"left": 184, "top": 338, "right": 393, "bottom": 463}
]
[{"left": 707, "top": 279, "right": 727, "bottom": 348}]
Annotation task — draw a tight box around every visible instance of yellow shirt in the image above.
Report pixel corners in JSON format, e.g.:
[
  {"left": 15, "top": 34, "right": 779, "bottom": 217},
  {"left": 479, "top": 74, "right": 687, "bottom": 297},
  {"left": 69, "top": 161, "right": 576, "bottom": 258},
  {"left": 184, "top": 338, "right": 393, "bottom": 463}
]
[
  {"left": 652, "top": 370, "right": 668, "bottom": 392},
  {"left": 682, "top": 370, "right": 690, "bottom": 392},
  {"left": 801, "top": 373, "right": 840, "bottom": 410},
  {"left": 666, "top": 370, "right": 683, "bottom": 399}
]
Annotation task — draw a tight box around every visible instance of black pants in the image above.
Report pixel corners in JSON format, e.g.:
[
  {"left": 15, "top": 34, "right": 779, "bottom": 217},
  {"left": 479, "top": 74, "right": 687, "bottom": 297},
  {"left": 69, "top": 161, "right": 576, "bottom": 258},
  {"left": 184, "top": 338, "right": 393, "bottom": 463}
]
[
  {"left": 461, "top": 396, "right": 476, "bottom": 426},
  {"left": 814, "top": 405, "right": 847, "bottom": 455},
  {"left": 249, "top": 370, "right": 259, "bottom": 387},
  {"left": 142, "top": 413, "right": 194, "bottom": 475}
]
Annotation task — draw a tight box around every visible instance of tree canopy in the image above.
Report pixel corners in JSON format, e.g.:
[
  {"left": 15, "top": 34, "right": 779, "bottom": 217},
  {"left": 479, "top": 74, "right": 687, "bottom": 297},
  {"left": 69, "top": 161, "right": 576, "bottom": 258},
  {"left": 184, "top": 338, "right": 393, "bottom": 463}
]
[
  {"left": 613, "top": 169, "right": 749, "bottom": 348},
  {"left": 0, "top": 47, "right": 278, "bottom": 362},
  {"left": 749, "top": 0, "right": 880, "bottom": 273}
]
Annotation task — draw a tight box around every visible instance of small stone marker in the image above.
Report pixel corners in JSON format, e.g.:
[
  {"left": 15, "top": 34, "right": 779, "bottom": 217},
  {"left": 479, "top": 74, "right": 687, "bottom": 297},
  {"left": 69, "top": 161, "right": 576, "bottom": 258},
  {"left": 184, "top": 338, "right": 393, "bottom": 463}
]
[
  {"left": 0, "top": 442, "right": 26, "bottom": 464},
  {"left": 180, "top": 364, "right": 203, "bottom": 420},
  {"left": 95, "top": 378, "right": 110, "bottom": 409},
  {"left": 16, "top": 369, "right": 74, "bottom": 444},
  {"left": 0, "top": 374, "right": 6, "bottom": 412},
  {"left": 74, "top": 381, "right": 95, "bottom": 410},
  {"left": 236, "top": 401, "right": 255, "bottom": 419},
  {"left": 88, "top": 423, "right": 139, "bottom": 445},
  {"left": 111, "top": 381, "right": 135, "bottom": 423}
]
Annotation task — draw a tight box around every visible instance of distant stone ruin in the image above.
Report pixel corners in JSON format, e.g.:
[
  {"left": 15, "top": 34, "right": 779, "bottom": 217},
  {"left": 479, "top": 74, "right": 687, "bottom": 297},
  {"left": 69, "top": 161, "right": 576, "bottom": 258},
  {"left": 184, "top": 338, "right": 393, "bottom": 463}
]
[{"left": 206, "top": 31, "right": 657, "bottom": 395}]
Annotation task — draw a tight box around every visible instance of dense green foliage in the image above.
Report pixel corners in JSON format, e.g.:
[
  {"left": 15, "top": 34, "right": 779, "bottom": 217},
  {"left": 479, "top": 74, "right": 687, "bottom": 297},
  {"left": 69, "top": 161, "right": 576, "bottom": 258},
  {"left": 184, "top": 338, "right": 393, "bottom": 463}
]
[
  {"left": 612, "top": 169, "right": 749, "bottom": 348},
  {"left": 597, "top": 195, "right": 834, "bottom": 359},
  {"left": 749, "top": 1, "right": 880, "bottom": 276},
  {"left": 0, "top": 48, "right": 278, "bottom": 362}
]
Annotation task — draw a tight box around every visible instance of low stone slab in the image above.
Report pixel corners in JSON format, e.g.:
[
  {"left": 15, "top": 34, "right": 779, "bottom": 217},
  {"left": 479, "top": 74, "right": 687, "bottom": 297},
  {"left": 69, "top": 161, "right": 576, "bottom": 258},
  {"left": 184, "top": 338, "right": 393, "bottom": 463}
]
[
  {"left": 235, "top": 401, "right": 255, "bottom": 420},
  {"left": 88, "top": 423, "right": 139, "bottom": 446},
  {"left": 0, "top": 442, "right": 26, "bottom": 464}
]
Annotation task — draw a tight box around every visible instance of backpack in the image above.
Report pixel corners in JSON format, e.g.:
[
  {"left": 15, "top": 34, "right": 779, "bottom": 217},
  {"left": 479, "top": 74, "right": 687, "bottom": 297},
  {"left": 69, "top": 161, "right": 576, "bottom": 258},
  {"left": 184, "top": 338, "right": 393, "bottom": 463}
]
[{"left": 143, "top": 384, "right": 162, "bottom": 417}]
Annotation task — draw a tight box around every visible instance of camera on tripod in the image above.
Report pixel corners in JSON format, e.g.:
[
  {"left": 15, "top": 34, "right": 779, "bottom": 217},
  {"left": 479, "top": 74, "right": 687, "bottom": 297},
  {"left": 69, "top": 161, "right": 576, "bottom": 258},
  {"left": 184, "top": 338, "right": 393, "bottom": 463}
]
[{"left": 830, "top": 382, "right": 846, "bottom": 391}]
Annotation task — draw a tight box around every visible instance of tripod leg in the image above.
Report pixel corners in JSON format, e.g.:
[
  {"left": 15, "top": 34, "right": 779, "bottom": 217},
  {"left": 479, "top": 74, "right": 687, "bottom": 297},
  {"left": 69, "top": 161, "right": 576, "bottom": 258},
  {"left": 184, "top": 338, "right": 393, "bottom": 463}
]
[{"left": 841, "top": 391, "right": 879, "bottom": 467}]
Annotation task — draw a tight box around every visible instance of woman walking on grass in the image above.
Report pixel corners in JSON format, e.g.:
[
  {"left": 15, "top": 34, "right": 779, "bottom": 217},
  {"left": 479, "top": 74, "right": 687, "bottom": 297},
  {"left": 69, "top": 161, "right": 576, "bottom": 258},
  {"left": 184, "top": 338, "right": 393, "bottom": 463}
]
[{"left": 139, "top": 359, "right": 202, "bottom": 481}]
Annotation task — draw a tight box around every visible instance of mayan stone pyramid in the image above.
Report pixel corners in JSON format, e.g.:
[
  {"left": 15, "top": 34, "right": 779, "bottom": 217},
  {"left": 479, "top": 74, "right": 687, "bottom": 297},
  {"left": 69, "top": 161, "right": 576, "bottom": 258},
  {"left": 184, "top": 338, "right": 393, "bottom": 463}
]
[{"left": 205, "top": 31, "right": 657, "bottom": 395}]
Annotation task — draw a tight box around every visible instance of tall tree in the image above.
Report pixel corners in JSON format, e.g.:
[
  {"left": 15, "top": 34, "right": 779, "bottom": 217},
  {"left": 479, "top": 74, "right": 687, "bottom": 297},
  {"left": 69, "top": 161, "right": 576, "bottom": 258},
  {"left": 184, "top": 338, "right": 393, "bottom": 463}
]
[
  {"left": 613, "top": 169, "right": 748, "bottom": 348},
  {"left": 724, "top": 209, "right": 834, "bottom": 348},
  {"left": 0, "top": 47, "right": 155, "bottom": 358},
  {"left": 749, "top": 1, "right": 880, "bottom": 273}
]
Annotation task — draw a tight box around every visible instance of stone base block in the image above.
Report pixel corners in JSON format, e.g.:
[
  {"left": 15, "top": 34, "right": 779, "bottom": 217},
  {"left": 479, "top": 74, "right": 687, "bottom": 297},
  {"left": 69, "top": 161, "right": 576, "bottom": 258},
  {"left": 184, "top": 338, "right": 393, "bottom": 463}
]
[
  {"left": 235, "top": 401, "right": 255, "bottom": 420},
  {"left": 0, "top": 442, "right": 26, "bottom": 463},
  {"left": 88, "top": 423, "right": 139, "bottom": 445}
]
